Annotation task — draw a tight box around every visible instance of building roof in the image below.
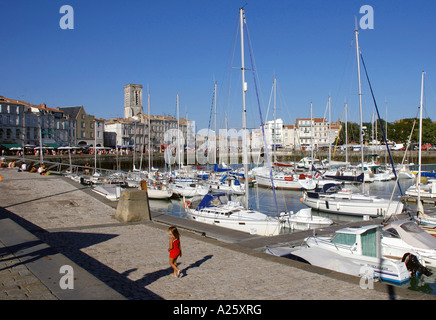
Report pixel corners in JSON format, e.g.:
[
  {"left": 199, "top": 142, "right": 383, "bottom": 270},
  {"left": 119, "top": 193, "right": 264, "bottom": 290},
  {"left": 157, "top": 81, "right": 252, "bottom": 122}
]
[
  {"left": 0, "top": 96, "right": 33, "bottom": 107},
  {"left": 58, "top": 106, "right": 84, "bottom": 119}
]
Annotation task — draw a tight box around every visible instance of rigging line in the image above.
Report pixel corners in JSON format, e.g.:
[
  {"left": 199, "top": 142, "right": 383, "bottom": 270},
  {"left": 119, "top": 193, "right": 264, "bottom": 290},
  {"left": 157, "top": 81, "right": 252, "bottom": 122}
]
[
  {"left": 264, "top": 79, "right": 274, "bottom": 124},
  {"left": 331, "top": 39, "right": 355, "bottom": 116},
  {"left": 243, "top": 20, "right": 279, "bottom": 217},
  {"left": 359, "top": 52, "right": 403, "bottom": 196},
  {"left": 242, "top": 21, "right": 267, "bottom": 128},
  {"left": 222, "top": 17, "right": 240, "bottom": 131},
  {"left": 201, "top": 84, "right": 217, "bottom": 166},
  {"left": 384, "top": 112, "right": 419, "bottom": 222},
  {"left": 332, "top": 106, "right": 346, "bottom": 159}
]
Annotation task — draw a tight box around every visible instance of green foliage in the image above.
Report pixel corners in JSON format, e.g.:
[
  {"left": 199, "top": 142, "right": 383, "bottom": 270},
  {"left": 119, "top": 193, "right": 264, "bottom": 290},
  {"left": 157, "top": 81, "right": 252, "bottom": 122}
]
[{"left": 337, "top": 118, "right": 436, "bottom": 145}]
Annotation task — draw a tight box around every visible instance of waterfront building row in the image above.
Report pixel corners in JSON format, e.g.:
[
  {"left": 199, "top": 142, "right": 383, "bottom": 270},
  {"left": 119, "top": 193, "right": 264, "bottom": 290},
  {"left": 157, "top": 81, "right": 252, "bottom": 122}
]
[{"left": 0, "top": 92, "right": 339, "bottom": 154}]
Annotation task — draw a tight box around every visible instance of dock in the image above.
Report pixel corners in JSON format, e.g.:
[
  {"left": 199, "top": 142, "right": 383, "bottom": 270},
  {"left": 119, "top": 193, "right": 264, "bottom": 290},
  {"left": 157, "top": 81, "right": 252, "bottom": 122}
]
[{"left": 0, "top": 168, "right": 433, "bottom": 301}]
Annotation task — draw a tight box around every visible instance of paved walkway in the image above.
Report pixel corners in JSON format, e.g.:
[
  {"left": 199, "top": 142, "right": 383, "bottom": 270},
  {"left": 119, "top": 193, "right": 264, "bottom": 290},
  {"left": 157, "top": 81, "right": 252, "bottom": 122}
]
[{"left": 0, "top": 168, "right": 433, "bottom": 300}]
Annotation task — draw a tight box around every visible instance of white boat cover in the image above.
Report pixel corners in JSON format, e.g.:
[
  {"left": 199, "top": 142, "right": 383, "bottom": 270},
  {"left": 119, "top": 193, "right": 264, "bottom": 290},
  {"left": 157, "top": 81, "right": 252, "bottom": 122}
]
[
  {"left": 266, "top": 246, "right": 361, "bottom": 276},
  {"left": 384, "top": 220, "right": 436, "bottom": 250}
]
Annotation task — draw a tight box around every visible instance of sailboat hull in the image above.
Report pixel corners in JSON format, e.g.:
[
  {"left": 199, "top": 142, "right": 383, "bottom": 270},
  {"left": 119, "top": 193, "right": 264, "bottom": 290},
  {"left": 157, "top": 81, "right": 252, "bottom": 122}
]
[
  {"left": 255, "top": 174, "right": 316, "bottom": 190},
  {"left": 302, "top": 190, "right": 404, "bottom": 217},
  {"left": 186, "top": 210, "right": 282, "bottom": 236}
]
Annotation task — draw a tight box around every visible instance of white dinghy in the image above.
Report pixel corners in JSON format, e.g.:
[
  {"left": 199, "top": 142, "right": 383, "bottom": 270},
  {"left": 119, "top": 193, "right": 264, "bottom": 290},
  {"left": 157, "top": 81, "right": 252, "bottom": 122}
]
[{"left": 280, "top": 208, "right": 333, "bottom": 231}]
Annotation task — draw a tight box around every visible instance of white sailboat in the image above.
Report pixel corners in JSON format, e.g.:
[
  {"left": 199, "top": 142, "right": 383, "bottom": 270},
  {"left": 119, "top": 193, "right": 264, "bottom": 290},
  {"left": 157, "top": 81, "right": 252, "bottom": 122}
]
[
  {"left": 206, "top": 173, "right": 245, "bottom": 195},
  {"left": 255, "top": 170, "right": 316, "bottom": 190},
  {"left": 184, "top": 8, "right": 283, "bottom": 236},
  {"left": 145, "top": 91, "right": 173, "bottom": 199},
  {"left": 172, "top": 181, "right": 209, "bottom": 198},
  {"left": 302, "top": 183, "right": 403, "bottom": 217},
  {"left": 279, "top": 208, "right": 333, "bottom": 231},
  {"left": 185, "top": 193, "right": 283, "bottom": 236},
  {"left": 302, "top": 24, "right": 403, "bottom": 218},
  {"left": 254, "top": 80, "right": 317, "bottom": 190},
  {"left": 405, "top": 72, "right": 436, "bottom": 203}
]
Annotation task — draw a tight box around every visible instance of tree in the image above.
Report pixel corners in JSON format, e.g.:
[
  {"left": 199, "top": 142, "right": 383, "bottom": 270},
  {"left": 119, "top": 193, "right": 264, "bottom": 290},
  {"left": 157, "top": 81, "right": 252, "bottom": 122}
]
[{"left": 337, "top": 118, "right": 436, "bottom": 146}]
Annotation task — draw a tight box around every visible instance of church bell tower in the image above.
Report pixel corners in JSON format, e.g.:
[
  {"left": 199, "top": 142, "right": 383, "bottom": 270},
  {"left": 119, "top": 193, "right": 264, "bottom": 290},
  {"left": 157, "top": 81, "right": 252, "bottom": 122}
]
[{"left": 124, "top": 84, "right": 143, "bottom": 118}]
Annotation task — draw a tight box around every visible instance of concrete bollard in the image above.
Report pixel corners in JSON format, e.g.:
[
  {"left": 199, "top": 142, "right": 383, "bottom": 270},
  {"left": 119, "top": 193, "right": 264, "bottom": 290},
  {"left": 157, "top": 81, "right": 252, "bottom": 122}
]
[{"left": 115, "top": 189, "right": 151, "bottom": 223}]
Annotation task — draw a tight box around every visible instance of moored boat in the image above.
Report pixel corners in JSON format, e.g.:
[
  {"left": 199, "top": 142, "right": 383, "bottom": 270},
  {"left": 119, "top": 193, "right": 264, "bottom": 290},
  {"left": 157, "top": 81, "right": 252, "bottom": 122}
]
[
  {"left": 184, "top": 193, "right": 283, "bottom": 236},
  {"left": 266, "top": 224, "right": 410, "bottom": 284}
]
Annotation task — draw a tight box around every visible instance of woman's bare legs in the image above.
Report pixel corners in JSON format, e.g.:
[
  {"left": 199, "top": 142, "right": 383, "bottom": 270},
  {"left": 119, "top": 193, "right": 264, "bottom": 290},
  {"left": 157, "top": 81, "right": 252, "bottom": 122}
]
[{"left": 169, "top": 257, "right": 179, "bottom": 276}]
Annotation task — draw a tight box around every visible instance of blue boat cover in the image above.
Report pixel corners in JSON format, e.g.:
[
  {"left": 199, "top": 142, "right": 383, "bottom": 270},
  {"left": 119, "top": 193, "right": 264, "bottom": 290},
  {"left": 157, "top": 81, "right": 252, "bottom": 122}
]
[{"left": 196, "top": 193, "right": 227, "bottom": 210}]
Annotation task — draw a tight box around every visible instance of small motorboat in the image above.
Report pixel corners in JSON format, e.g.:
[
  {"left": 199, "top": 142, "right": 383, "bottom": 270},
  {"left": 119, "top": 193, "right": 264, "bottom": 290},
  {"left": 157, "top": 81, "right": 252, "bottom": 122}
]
[
  {"left": 279, "top": 208, "right": 333, "bottom": 231},
  {"left": 266, "top": 224, "right": 410, "bottom": 284}
]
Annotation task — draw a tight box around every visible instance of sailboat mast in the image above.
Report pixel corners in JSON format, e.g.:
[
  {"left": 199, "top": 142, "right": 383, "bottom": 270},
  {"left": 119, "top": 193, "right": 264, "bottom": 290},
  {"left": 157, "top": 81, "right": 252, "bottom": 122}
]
[
  {"left": 273, "top": 76, "right": 277, "bottom": 163},
  {"left": 345, "top": 101, "right": 348, "bottom": 165},
  {"left": 355, "top": 24, "right": 365, "bottom": 189},
  {"left": 177, "top": 93, "right": 181, "bottom": 170},
  {"left": 240, "top": 7, "right": 249, "bottom": 209},
  {"left": 148, "top": 91, "right": 151, "bottom": 173},
  {"left": 417, "top": 71, "right": 425, "bottom": 213},
  {"left": 214, "top": 81, "right": 217, "bottom": 136},
  {"left": 310, "top": 101, "right": 313, "bottom": 170},
  {"left": 328, "top": 96, "right": 331, "bottom": 163},
  {"left": 214, "top": 81, "right": 217, "bottom": 165}
]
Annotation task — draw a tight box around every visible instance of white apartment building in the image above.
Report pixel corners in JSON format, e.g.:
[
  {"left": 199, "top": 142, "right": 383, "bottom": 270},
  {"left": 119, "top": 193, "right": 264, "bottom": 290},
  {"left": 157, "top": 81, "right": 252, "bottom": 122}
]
[{"left": 296, "top": 117, "right": 340, "bottom": 149}]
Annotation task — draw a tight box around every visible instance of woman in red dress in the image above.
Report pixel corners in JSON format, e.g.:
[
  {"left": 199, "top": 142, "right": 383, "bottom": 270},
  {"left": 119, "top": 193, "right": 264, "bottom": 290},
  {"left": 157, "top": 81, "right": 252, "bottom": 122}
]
[{"left": 168, "top": 226, "right": 182, "bottom": 277}]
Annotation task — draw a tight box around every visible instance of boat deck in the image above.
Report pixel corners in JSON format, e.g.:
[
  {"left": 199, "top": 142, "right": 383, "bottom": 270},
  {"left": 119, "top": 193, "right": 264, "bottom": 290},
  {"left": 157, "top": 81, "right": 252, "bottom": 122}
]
[{"left": 402, "top": 195, "right": 436, "bottom": 204}]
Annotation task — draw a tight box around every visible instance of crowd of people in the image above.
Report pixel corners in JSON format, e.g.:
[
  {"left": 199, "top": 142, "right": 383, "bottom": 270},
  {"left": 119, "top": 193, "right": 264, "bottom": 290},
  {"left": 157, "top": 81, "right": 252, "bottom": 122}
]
[{"left": 1, "top": 158, "right": 48, "bottom": 175}]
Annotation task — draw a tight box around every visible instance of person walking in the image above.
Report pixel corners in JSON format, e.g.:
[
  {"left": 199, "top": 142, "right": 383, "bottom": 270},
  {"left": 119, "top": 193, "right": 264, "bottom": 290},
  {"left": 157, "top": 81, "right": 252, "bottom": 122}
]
[{"left": 168, "top": 226, "right": 182, "bottom": 278}]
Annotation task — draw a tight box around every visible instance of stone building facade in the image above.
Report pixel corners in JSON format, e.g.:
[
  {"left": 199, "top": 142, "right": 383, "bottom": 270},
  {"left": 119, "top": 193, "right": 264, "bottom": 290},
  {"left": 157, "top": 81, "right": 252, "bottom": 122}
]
[{"left": 124, "top": 84, "right": 143, "bottom": 119}]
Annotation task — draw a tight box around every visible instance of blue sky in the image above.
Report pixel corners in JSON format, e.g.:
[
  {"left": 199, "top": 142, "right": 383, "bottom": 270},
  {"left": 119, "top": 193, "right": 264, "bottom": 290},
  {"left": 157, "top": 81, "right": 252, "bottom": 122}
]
[{"left": 1, "top": 0, "right": 435, "bottom": 131}]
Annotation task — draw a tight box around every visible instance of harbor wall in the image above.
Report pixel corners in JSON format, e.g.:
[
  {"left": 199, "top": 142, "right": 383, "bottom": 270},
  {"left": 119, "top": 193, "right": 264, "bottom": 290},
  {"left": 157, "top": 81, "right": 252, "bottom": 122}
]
[{"left": 11, "top": 150, "right": 436, "bottom": 171}]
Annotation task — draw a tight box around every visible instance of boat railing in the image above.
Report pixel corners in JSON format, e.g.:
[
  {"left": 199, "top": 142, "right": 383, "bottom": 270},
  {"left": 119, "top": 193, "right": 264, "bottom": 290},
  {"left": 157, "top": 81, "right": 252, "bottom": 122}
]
[
  {"left": 2, "top": 155, "right": 121, "bottom": 177},
  {"left": 309, "top": 236, "right": 355, "bottom": 253}
]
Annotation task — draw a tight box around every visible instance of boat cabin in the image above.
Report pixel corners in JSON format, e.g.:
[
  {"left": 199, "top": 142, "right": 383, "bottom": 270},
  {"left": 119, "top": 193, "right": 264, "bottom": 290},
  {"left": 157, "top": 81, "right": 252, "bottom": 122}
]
[{"left": 330, "top": 225, "right": 380, "bottom": 257}]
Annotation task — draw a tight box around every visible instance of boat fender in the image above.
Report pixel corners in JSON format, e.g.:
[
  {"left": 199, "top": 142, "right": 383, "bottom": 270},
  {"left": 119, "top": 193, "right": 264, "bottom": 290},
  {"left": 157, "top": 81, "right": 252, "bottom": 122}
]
[
  {"left": 325, "top": 200, "right": 329, "bottom": 209},
  {"left": 183, "top": 200, "right": 191, "bottom": 208}
]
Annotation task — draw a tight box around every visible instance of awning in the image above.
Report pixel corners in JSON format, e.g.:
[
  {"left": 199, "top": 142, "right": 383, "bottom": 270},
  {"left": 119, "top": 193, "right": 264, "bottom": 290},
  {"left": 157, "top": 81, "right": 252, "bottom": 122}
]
[
  {"left": 43, "top": 143, "right": 60, "bottom": 149},
  {"left": 1, "top": 143, "right": 22, "bottom": 149}
]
